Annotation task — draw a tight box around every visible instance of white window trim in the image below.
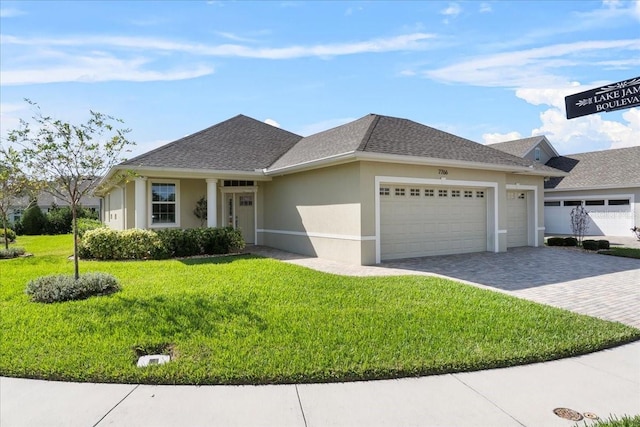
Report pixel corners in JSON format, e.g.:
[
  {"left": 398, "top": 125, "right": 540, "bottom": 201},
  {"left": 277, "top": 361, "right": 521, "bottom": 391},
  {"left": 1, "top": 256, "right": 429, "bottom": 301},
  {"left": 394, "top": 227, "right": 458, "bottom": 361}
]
[
  {"left": 148, "top": 179, "right": 181, "bottom": 228},
  {"left": 375, "top": 176, "right": 499, "bottom": 264}
]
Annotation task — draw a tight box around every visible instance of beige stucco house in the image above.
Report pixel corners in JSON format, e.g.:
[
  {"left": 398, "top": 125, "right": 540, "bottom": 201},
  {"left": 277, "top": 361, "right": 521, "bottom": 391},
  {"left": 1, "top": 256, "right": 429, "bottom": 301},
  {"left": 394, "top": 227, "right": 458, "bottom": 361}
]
[
  {"left": 490, "top": 137, "right": 640, "bottom": 237},
  {"left": 98, "top": 114, "right": 564, "bottom": 265}
]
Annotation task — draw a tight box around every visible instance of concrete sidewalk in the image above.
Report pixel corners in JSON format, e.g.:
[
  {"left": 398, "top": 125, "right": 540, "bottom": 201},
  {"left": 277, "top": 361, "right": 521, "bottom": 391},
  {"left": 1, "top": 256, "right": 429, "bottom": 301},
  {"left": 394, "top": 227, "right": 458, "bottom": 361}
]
[{"left": 1, "top": 341, "right": 638, "bottom": 426}]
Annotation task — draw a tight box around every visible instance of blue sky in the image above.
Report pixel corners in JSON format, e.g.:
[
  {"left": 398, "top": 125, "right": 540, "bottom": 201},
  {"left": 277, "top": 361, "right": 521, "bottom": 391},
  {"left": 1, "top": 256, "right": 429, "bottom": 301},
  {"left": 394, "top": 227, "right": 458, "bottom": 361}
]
[{"left": 1, "top": 0, "right": 638, "bottom": 159}]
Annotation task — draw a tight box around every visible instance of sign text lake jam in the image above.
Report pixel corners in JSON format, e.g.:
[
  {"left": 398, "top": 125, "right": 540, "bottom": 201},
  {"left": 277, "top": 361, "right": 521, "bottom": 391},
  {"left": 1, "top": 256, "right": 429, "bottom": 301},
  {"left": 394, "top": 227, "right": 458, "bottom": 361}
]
[{"left": 565, "top": 76, "right": 640, "bottom": 120}]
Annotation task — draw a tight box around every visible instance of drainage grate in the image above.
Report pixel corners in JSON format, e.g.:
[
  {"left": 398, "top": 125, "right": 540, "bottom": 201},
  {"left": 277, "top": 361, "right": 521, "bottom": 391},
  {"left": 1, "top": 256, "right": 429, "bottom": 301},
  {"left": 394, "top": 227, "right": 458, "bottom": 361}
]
[
  {"left": 553, "top": 408, "right": 583, "bottom": 421},
  {"left": 137, "top": 354, "right": 170, "bottom": 367}
]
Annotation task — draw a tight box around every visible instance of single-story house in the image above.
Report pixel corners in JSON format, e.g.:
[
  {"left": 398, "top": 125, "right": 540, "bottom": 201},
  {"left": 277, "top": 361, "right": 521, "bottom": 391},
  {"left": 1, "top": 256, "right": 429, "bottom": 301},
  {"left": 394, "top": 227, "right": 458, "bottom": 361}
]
[
  {"left": 489, "top": 137, "right": 640, "bottom": 237},
  {"left": 8, "top": 189, "right": 100, "bottom": 224},
  {"left": 98, "top": 114, "right": 565, "bottom": 265}
]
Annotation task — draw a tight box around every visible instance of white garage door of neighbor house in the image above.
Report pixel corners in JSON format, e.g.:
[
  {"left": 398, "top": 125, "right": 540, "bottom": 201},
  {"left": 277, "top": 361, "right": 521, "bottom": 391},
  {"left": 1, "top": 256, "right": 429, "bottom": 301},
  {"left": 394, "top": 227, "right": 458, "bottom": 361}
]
[
  {"left": 544, "top": 197, "right": 633, "bottom": 236},
  {"left": 380, "top": 185, "right": 487, "bottom": 260},
  {"left": 507, "top": 191, "right": 528, "bottom": 247}
]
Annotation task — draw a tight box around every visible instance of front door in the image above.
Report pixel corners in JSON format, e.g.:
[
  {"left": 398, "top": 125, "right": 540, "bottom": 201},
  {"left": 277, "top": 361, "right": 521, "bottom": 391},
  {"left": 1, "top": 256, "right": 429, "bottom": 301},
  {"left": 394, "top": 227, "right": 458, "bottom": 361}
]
[{"left": 226, "top": 193, "right": 255, "bottom": 244}]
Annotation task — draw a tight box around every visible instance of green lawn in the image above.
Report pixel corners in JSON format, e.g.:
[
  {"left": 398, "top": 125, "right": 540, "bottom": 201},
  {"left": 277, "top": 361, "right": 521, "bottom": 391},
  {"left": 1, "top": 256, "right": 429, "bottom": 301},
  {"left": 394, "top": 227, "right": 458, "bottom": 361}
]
[
  {"left": 599, "top": 247, "right": 640, "bottom": 259},
  {"left": 1, "top": 235, "right": 639, "bottom": 385}
]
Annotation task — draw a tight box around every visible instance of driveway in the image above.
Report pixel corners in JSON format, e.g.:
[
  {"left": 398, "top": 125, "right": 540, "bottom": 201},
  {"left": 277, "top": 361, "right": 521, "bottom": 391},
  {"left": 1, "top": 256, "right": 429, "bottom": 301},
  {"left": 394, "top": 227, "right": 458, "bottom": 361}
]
[{"left": 249, "top": 245, "right": 640, "bottom": 329}]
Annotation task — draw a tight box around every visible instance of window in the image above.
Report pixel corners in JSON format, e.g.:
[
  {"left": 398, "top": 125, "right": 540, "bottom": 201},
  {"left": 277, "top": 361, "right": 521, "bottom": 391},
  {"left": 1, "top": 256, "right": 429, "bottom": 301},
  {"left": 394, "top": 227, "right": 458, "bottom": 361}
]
[
  {"left": 535, "top": 147, "right": 541, "bottom": 161},
  {"left": 585, "top": 200, "right": 605, "bottom": 206},
  {"left": 563, "top": 200, "right": 582, "bottom": 206},
  {"left": 239, "top": 195, "right": 253, "bottom": 206},
  {"left": 609, "top": 199, "right": 630, "bottom": 206},
  {"left": 451, "top": 190, "right": 461, "bottom": 198},
  {"left": 223, "top": 180, "right": 254, "bottom": 187},
  {"left": 410, "top": 188, "right": 420, "bottom": 196},
  {"left": 476, "top": 191, "right": 485, "bottom": 198},
  {"left": 438, "top": 189, "right": 448, "bottom": 197},
  {"left": 151, "top": 182, "right": 177, "bottom": 224},
  {"left": 425, "top": 189, "right": 434, "bottom": 197},
  {"left": 464, "top": 190, "right": 473, "bottom": 198},
  {"left": 517, "top": 193, "right": 525, "bottom": 199},
  {"left": 379, "top": 187, "right": 390, "bottom": 196},
  {"left": 544, "top": 201, "right": 561, "bottom": 206},
  {"left": 395, "top": 188, "right": 405, "bottom": 196}
]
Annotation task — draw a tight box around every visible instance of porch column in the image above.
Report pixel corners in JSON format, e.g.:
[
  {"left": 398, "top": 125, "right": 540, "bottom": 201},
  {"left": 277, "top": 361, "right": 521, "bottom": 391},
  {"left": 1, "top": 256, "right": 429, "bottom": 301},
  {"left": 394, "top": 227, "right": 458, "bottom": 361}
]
[
  {"left": 134, "top": 177, "right": 147, "bottom": 229},
  {"left": 206, "top": 179, "right": 218, "bottom": 228}
]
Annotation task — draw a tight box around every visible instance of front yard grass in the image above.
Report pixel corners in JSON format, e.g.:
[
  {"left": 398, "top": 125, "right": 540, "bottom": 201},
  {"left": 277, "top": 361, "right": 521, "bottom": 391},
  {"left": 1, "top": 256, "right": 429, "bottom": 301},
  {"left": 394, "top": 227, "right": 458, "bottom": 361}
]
[
  {"left": 2, "top": 235, "right": 639, "bottom": 385},
  {"left": 599, "top": 247, "right": 640, "bottom": 259}
]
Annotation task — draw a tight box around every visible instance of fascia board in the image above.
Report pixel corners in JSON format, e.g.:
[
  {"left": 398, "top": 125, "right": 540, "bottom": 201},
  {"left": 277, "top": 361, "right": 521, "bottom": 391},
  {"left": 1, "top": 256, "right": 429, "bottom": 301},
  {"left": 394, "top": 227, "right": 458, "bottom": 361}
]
[
  {"left": 545, "top": 184, "right": 640, "bottom": 192},
  {"left": 356, "top": 151, "right": 567, "bottom": 176}
]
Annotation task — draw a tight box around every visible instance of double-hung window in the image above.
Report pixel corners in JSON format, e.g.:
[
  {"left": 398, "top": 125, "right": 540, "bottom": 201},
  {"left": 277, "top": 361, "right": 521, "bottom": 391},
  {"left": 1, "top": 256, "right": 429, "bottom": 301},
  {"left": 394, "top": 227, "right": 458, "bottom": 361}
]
[{"left": 151, "top": 181, "right": 179, "bottom": 225}]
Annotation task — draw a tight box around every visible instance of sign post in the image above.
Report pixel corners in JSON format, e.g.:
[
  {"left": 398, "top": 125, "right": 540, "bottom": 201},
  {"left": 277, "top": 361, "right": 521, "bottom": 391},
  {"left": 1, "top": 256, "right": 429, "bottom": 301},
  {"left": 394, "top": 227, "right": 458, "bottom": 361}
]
[{"left": 565, "top": 76, "right": 640, "bottom": 120}]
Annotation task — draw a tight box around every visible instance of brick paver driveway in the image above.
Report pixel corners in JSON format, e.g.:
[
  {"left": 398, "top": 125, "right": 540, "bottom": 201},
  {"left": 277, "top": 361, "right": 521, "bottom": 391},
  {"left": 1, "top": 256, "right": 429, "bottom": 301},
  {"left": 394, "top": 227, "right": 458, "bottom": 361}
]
[{"left": 384, "top": 247, "right": 640, "bottom": 328}]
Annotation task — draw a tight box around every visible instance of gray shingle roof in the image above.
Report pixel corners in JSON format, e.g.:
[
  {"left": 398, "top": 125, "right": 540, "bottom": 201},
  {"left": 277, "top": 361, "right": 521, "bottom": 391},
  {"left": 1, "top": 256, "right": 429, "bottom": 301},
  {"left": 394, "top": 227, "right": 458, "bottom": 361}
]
[
  {"left": 269, "top": 114, "right": 558, "bottom": 172},
  {"left": 487, "top": 136, "right": 546, "bottom": 157},
  {"left": 122, "top": 115, "right": 302, "bottom": 171},
  {"left": 545, "top": 146, "right": 640, "bottom": 189}
]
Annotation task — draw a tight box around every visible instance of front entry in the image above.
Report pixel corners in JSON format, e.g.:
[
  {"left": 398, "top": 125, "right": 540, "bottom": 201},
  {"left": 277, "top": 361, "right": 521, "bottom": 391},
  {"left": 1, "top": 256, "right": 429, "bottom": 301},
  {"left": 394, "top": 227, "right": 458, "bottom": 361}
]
[{"left": 225, "top": 193, "right": 255, "bottom": 244}]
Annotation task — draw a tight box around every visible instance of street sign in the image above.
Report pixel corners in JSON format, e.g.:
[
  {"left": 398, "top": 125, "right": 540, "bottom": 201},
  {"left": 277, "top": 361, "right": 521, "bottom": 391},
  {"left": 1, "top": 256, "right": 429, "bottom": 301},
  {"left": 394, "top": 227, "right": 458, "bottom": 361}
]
[{"left": 565, "top": 76, "right": 640, "bottom": 120}]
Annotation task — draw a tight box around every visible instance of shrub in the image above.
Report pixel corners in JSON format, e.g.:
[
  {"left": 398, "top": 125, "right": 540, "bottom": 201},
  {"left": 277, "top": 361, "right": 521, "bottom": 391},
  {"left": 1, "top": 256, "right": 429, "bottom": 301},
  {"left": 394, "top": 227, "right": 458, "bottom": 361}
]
[
  {"left": 156, "top": 228, "right": 202, "bottom": 257},
  {"left": 563, "top": 237, "right": 578, "bottom": 247},
  {"left": 25, "top": 272, "right": 120, "bottom": 303},
  {"left": 547, "top": 237, "right": 565, "bottom": 246},
  {"left": 12, "top": 220, "right": 24, "bottom": 235},
  {"left": 119, "top": 229, "right": 167, "bottom": 259},
  {"left": 582, "top": 240, "right": 599, "bottom": 251},
  {"left": 45, "top": 206, "right": 73, "bottom": 234},
  {"left": 0, "top": 247, "right": 26, "bottom": 259},
  {"left": 76, "top": 218, "right": 105, "bottom": 238},
  {"left": 21, "top": 204, "right": 48, "bottom": 235},
  {"left": 80, "top": 228, "right": 168, "bottom": 260},
  {"left": 1, "top": 228, "right": 17, "bottom": 242},
  {"left": 598, "top": 239, "right": 610, "bottom": 250}
]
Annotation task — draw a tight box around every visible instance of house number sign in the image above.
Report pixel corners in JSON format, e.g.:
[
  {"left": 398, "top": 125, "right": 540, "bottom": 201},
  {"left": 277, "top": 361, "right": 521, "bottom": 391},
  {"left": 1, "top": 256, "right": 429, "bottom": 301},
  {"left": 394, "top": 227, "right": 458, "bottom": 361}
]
[{"left": 438, "top": 169, "right": 449, "bottom": 175}]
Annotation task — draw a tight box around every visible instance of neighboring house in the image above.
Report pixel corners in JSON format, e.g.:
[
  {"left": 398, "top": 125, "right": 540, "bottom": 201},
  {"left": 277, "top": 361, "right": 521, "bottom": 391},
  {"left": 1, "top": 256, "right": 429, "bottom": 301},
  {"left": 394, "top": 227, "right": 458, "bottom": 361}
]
[
  {"left": 98, "top": 114, "right": 564, "bottom": 265},
  {"left": 9, "top": 190, "right": 101, "bottom": 224},
  {"left": 490, "top": 138, "right": 640, "bottom": 237}
]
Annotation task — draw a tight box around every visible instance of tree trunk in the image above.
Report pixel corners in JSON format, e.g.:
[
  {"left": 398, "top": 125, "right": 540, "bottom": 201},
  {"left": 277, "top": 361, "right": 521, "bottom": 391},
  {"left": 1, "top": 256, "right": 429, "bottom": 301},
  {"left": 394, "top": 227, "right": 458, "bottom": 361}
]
[
  {"left": 2, "top": 218, "right": 8, "bottom": 250},
  {"left": 72, "top": 203, "right": 79, "bottom": 280}
]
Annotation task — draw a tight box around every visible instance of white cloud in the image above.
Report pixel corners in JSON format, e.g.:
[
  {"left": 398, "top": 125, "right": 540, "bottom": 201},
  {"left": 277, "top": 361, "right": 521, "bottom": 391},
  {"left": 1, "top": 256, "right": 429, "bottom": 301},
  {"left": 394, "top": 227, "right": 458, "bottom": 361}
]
[
  {"left": 0, "top": 32, "right": 436, "bottom": 85},
  {"left": 216, "top": 31, "right": 260, "bottom": 43},
  {"left": 425, "top": 39, "right": 640, "bottom": 88},
  {"left": 634, "top": 0, "right": 640, "bottom": 20},
  {"left": 264, "top": 118, "right": 281, "bottom": 128},
  {"left": 441, "top": 3, "right": 462, "bottom": 17},
  {"left": 0, "top": 52, "right": 214, "bottom": 85},
  {"left": 0, "top": 8, "right": 25, "bottom": 18},
  {"left": 482, "top": 131, "right": 522, "bottom": 144},
  {"left": 0, "top": 102, "right": 28, "bottom": 137},
  {"left": 479, "top": 3, "right": 492, "bottom": 13}
]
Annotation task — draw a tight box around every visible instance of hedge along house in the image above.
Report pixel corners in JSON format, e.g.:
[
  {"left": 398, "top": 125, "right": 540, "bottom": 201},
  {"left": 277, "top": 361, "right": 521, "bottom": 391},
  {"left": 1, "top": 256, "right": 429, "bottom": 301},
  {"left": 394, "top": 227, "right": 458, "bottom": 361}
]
[
  {"left": 490, "top": 137, "right": 640, "bottom": 237},
  {"left": 97, "top": 114, "right": 565, "bottom": 265}
]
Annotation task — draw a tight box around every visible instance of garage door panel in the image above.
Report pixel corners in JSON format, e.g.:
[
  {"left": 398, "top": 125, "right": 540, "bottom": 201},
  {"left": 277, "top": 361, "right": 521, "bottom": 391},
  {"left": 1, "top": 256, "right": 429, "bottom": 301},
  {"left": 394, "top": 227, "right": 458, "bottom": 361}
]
[{"left": 381, "top": 185, "right": 487, "bottom": 260}]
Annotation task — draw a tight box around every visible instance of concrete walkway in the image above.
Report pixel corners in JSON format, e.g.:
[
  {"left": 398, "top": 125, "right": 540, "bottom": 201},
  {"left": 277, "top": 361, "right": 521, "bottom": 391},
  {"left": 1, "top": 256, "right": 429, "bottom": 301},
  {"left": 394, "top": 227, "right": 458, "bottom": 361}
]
[
  {"left": 2, "top": 342, "right": 639, "bottom": 426},
  {"left": 2, "top": 244, "right": 639, "bottom": 426}
]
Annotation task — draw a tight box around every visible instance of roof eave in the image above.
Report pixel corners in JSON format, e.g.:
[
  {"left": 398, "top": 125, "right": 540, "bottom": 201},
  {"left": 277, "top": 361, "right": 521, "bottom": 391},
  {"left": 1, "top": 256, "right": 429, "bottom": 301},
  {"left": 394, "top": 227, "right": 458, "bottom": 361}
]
[
  {"left": 265, "top": 151, "right": 357, "bottom": 175},
  {"left": 545, "top": 183, "right": 640, "bottom": 192},
  {"left": 356, "top": 152, "right": 567, "bottom": 176}
]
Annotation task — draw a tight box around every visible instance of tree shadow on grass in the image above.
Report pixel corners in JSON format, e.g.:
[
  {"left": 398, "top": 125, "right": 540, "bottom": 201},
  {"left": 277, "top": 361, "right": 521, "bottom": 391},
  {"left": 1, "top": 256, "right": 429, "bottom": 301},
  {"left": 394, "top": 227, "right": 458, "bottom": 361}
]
[
  {"left": 178, "top": 253, "right": 262, "bottom": 266},
  {"left": 92, "top": 293, "right": 267, "bottom": 339}
]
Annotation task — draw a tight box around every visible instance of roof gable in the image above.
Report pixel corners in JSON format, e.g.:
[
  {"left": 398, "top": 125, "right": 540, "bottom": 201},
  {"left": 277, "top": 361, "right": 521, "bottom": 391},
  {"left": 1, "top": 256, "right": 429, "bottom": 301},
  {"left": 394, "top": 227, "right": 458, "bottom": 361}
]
[
  {"left": 269, "top": 114, "right": 555, "bottom": 172},
  {"left": 122, "top": 115, "right": 302, "bottom": 172},
  {"left": 545, "top": 146, "right": 640, "bottom": 189},
  {"left": 488, "top": 136, "right": 559, "bottom": 158}
]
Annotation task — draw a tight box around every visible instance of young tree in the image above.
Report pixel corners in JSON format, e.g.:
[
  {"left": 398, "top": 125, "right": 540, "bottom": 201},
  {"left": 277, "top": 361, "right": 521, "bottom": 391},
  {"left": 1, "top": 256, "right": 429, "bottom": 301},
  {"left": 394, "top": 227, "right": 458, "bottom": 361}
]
[
  {"left": 193, "top": 196, "right": 207, "bottom": 227},
  {"left": 0, "top": 146, "right": 28, "bottom": 249},
  {"left": 570, "top": 205, "right": 590, "bottom": 245},
  {"left": 7, "top": 100, "right": 134, "bottom": 279}
]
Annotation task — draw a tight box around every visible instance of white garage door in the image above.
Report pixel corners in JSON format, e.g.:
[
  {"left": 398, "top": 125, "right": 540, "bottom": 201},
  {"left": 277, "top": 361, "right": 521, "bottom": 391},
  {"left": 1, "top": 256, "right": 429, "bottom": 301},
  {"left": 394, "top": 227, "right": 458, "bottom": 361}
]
[
  {"left": 544, "top": 198, "right": 633, "bottom": 236},
  {"left": 380, "top": 185, "right": 487, "bottom": 260},
  {"left": 507, "top": 191, "right": 528, "bottom": 247}
]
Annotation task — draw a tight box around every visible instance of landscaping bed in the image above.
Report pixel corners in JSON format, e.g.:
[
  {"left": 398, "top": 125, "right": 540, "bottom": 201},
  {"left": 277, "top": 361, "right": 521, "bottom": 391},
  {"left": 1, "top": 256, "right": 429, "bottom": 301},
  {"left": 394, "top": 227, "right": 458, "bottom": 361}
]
[{"left": 1, "top": 235, "right": 639, "bottom": 385}]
